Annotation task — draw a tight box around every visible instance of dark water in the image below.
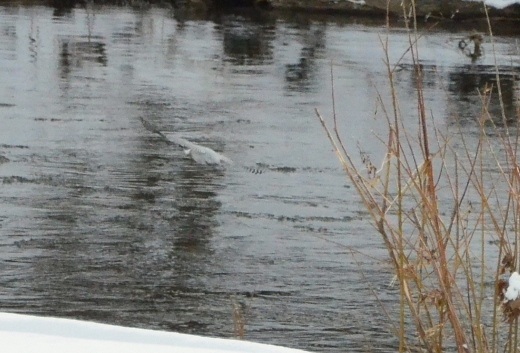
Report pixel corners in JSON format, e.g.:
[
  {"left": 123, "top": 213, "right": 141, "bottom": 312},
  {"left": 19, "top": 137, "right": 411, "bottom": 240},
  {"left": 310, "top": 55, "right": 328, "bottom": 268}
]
[{"left": 0, "top": 4, "right": 519, "bottom": 352}]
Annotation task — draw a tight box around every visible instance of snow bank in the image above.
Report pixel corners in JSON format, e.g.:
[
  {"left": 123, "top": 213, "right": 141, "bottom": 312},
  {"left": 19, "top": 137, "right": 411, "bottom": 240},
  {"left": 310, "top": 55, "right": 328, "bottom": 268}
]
[
  {"left": 505, "top": 272, "right": 520, "bottom": 301},
  {"left": 469, "top": 0, "right": 520, "bottom": 9},
  {"left": 0, "top": 312, "right": 312, "bottom": 353}
]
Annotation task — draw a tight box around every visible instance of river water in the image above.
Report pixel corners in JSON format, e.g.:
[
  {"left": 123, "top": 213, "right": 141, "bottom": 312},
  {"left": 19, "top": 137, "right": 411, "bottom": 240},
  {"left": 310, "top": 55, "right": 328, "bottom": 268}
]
[{"left": 0, "top": 3, "right": 519, "bottom": 352}]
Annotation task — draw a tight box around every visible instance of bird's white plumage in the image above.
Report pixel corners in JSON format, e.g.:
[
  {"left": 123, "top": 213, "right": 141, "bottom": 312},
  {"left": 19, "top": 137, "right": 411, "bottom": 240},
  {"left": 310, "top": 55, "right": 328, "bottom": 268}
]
[{"left": 139, "top": 117, "right": 233, "bottom": 166}]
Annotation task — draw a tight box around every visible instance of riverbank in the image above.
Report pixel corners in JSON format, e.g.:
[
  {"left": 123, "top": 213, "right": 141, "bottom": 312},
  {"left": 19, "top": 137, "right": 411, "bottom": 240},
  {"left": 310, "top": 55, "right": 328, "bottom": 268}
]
[
  {"left": 268, "top": 0, "right": 520, "bottom": 19},
  {"left": 1, "top": 0, "right": 519, "bottom": 20}
]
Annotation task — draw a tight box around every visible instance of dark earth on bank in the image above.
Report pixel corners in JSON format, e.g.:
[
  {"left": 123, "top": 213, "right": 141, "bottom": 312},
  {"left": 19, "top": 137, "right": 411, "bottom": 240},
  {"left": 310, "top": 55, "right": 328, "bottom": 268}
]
[{"left": 2, "top": 0, "right": 520, "bottom": 20}]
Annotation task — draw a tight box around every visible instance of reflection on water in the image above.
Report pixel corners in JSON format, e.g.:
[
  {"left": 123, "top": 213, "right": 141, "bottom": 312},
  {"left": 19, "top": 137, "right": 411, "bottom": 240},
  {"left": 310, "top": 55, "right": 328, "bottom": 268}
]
[
  {"left": 449, "top": 66, "right": 520, "bottom": 126},
  {"left": 59, "top": 37, "right": 108, "bottom": 68},
  {"left": 284, "top": 26, "right": 325, "bottom": 92},
  {"left": 0, "top": 4, "right": 519, "bottom": 353},
  {"left": 220, "top": 16, "right": 275, "bottom": 65}
]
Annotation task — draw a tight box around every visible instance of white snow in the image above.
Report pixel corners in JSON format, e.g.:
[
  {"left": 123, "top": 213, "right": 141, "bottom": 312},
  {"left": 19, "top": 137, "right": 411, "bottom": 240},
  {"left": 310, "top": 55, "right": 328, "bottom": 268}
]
[
  {"left": 360, "top": 0, "right": 520, "bottom": 9},
  {"left": 0, "top": 312, "right": 313, "bottom": 353},
  {"left": 505, "top": 272, "right": 520, "bottom": 301},
  {"left": 467, "top": 0, "right": 520, "bottom": 9},
  {"left": 351, "top": 0, "right": 520, "bottom": 7}
]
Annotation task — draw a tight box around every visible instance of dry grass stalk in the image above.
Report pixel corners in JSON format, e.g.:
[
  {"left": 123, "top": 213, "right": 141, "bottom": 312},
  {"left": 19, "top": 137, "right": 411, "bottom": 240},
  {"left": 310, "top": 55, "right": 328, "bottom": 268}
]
[{"left": 232, "top": 299, "right": 246, "bottom": 339}]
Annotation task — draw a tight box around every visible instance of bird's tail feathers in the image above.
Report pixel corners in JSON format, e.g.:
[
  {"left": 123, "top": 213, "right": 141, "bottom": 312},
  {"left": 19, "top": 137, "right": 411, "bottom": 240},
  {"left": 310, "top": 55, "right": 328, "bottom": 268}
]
[{"left": 220, "top": 155, "right": 234, "bottom": 165}]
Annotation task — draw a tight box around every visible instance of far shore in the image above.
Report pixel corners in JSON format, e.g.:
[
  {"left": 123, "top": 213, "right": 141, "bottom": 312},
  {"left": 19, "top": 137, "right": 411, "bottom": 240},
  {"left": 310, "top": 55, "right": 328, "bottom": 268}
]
[
  {"left": 1, "top": 0, "right": 519, "bottom": 22},
  {"left": 269, "top": 0, "right": 520, "bottom": 20}
]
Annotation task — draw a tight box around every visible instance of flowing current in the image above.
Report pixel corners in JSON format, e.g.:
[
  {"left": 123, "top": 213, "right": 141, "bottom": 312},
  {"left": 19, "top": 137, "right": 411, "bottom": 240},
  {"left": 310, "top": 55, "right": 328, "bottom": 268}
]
[{"left": 0, "top": 4, "right": 519, "bottom": 352}]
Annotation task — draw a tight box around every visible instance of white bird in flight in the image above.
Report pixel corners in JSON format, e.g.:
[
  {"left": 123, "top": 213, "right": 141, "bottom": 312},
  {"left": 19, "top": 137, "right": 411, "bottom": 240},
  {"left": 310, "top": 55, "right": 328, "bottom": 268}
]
[{"left": 139, "top": 117, "right": 234, "bottom": 166}]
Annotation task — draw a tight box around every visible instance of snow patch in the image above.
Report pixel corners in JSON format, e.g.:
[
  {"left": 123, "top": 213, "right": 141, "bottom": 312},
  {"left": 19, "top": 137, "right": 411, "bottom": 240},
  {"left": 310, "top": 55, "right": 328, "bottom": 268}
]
[
  {"left": 466, "top": 0, "right": 520, "bottom": 9},
  {"left": 505, "top": 272, "right": 520, "bottom": 301},
  {"left": 0, "top": 312, "right": 313, "bottom": 353}
]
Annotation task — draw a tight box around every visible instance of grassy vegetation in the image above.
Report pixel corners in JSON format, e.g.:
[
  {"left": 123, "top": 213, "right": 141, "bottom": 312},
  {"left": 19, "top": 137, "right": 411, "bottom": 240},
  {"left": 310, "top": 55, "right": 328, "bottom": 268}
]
[{"left": 316, "top": 5, "right": 520, "bottom": 353}]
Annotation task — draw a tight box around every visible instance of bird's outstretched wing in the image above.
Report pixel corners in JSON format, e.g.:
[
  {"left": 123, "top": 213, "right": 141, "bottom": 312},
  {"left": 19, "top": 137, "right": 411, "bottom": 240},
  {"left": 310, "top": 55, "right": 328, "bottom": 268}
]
[
  {"left": 139, "top": 117, "right": 233, "bottom": 166},
  {"left": 139, "top": 117, "right": 166, "bottom": 138},
  {"left": 164, "top": 134, "right": 200, "bottom": 151},
  {"left": 139, "top": 117, "right": 195, "bottom": 149}
]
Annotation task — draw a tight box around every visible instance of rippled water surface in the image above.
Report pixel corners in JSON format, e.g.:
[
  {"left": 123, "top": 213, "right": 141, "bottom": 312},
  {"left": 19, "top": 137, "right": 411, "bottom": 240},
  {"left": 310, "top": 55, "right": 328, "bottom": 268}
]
[{"left": 0, "top": 4, "right": 519, "bottom": 352}]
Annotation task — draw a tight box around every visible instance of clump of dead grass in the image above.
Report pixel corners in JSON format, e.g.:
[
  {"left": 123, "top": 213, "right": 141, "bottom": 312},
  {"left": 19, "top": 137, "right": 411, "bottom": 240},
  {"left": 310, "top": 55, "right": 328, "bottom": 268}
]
[{"left": 316, "top": 5, "right": 520, "bottom": 353}]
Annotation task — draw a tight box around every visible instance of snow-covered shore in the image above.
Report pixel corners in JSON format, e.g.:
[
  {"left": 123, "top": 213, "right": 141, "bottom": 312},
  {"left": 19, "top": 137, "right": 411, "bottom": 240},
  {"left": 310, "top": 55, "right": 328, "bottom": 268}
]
[
  {"left": 269, "top": 0, "right": 520, "bottom": 19},
  {"left": 479, "top": 0, "right": 520, "bottom": 8},
  {"left": 0, "top": 312, "right": 313, "bottom": 353}
]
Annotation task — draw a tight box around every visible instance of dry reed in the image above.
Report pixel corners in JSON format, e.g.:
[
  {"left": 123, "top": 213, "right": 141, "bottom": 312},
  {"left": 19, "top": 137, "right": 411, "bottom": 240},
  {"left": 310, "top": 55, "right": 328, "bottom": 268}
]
[{"left": 316, "top": 4, "right": 520, "bottom": 353}]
